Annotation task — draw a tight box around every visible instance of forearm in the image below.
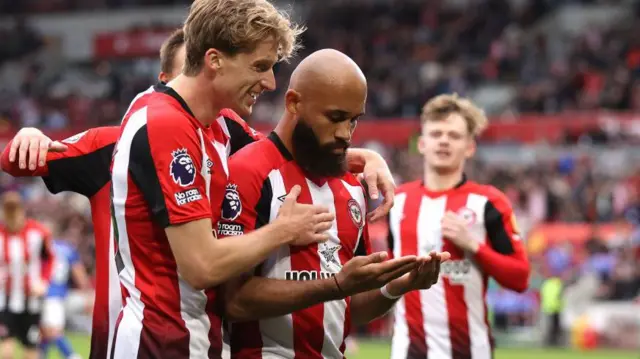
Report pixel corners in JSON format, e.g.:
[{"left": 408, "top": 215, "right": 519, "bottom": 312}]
[
  {"left": 474, "top": 243, "right": 530, "bottom": 292},
  {"left": 350, "top": 288, "right": 398, "bottom": 325},
  {"left": 205, "top": 221, "right": 294, "bottom": 287},
  {"left": 225, "top": 276, "right": 343, "bottom": 322}
]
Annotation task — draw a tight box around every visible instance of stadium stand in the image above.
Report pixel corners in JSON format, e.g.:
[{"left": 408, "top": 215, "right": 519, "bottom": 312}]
[{"left": 0, "top": 0, "right": 639, "bottom": 357}]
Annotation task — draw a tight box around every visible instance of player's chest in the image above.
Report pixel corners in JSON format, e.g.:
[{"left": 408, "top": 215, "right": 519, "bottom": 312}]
[
  {"left": 391, "top": 192, "right": 489, "bottom": 252},
  {"left": 264, "top": 178, "right": 366, "bottom": 279},
  {"left": 0, "top": 232, "right": 42, "bottom": 265}
]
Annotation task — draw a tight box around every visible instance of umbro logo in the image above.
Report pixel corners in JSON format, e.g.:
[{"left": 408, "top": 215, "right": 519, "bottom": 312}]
[{"left": 277, "top": 194, "right": 287, "bottom": 202}]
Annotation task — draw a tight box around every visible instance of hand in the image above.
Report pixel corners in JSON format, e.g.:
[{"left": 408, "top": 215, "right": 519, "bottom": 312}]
[
  {"left": 386, "top": 251, "right": 451, "bottom": 295},
  {"left": 360, "top": 152, "right": 395, "bottom": 222},
  {"left": 9, "top": 128, "right": 68, "bottom": 170},
  {"left": 334, "top": 252, "right": 418, "bottom": 297},
  {"left": 30, "top": 281, "right": 47, "bottom": 298},
  {"left": 441, "top": 211, "right": 479, "bottom": 253},
  {"left": 277, "top": 185, "right": 335, "bottom": 246}
]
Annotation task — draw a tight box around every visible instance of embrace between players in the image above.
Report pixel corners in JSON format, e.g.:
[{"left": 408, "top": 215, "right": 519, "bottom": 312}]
[{"left": 1, "top": 0, "right": 530, "bottom": 359}]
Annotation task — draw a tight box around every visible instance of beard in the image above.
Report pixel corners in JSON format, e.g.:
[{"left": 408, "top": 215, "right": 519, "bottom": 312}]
[{"left": 292, "top": 120, "right": 349, "bottom": 178}]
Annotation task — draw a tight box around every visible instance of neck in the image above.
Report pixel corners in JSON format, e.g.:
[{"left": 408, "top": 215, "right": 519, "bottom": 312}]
[
  {"left": 273, "top": 113, "right": 296, "bottom": 155},
  {"left": 4, "top": 214, "right": 25, "bottom": 233},
  {"left": 423, "top": 166, "right": 464, "bottom": 192},
  {"left": 169, "top": 74, "right": 221, "bottom": 126}
]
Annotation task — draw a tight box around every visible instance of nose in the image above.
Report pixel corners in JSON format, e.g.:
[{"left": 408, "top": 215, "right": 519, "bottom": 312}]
[
  {"left": 335, "top": 121, "right": 352, "bottom": 143},
  {"left": 261, "top": 68, "right": 277, "bottom": 92}
]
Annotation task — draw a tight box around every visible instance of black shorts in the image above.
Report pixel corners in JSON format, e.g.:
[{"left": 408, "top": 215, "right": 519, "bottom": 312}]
[{"left": 0, "top": 311, "right": 41, "bottom": 348}]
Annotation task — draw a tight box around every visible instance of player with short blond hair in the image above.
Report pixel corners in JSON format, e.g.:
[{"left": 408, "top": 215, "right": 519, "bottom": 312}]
[{"left": 388, "top": 94, "right": 530, "bottom": 359}]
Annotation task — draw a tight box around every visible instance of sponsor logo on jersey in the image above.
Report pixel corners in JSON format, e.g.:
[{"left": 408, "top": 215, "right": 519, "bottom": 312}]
[
  {"left": 174, "top": 188, "right": 202, "bottom": 206},
  {"left": 348, "top": 199, "right": 364, "bottom": 228},
  {"left": 221, "top": 183, "right": 242, "bottom": 221},
  {"left": 218, "top": 222, "right": 244, "bottom": 237},
  {"left": 441, "top": 259, "right": 472, "bottom": 284},
  {"left": 62, "top": 130, "right": 88, "bottom": 144},
  {"left": 170, "top": 148, "right": 196, "bottom": 187},
  {"left": 456, "top": 207, "right": 477, "bottom": 226},
  {"left": 285, "top": 270, "right": 336, "bottom": 281}
]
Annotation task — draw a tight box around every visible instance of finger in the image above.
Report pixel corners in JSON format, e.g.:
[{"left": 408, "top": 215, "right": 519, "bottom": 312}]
[
  {"left": 364, "top": 172, "right": 379, "bottom": 200},
  {"left": 18, "top": 138, "right": 30, "bottom": 169},
  {"left": 313, "top": 212, "right": 335, "bottom": 224},
  {"left": 8, "top": 138, "right": 21, "bottom": 163},
  {"left": 314, "top": 233, "right": 330, "bottom": 243},
  {"left": 360, "top": 251, "right": 389, "bottom": 265},
  {"left": 372, "top": 255, "right": 417, "bottom": 274},
  {"left": 439, "top": 251, "right": 451, "bottom": 262},
  {"left": 369, "top": 193, "right": 394, "bottom": 223},
  {"left": 49, "top": 141, "right": 68, "bottom": 153},
  {"left": 313, "top": 221, "right": 332, "bottom": 233},
  {"left": 312, "top": 205, "right": 331, "bottom": 214},
  {"left": 379, "top": 262, "right": 418, "bottom": 283},
  {"left": 28, "top": 139, "right": 40, "bottom": 170},
  {"left": 281, "top": 185, "right": 302, "bottom": 209},
  {"left": 37, "top": 139, "right": 50, "bottom": 168}
]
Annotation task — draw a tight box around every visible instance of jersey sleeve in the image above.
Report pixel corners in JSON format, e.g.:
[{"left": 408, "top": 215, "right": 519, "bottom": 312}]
[
  {"left": 1, "top": 127, "right": 118, "bottom": 198},
  {"left": 475, "top": 188, "right": 530, "bottom": 292},
  {"left": 220, "top": 108, "right": 266, "bottom": 156},
  {"left": 127, "top": 111, "right": 211, "bottom": 228},
  {"left": 483, "top": 190, "right": 522, "bottom": 255},
  {"left": 217, "top": 151, "right": 272, "bottom": 238}
]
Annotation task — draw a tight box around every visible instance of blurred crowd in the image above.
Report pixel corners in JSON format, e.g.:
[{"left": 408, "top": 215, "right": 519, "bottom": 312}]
[
  {"left": 1, "top": 0, "right": 640, "bottom": 345},
  {"left": 2, "top": 0, "right": 640, "bottom": 129}
]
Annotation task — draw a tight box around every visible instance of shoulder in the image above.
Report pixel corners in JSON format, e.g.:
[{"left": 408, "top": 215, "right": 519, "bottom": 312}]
[
  {"left": 396, "top": 180, "right": 422, "bottom": 195},
  {"left": 466, "top": 181, "right": 513, "bottom": 217},
  {"left": 26, "top": 219, "right": 51, "bottom": 237},
  {"left": 229, "top": 138, "right": 282, "bottom": 176}
]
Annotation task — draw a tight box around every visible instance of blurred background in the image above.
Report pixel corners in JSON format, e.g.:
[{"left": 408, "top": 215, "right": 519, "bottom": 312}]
[{"left": 0, "top": 0, "right": 639, "bottom": 358}]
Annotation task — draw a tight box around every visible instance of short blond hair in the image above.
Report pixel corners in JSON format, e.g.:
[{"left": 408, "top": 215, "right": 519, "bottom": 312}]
[
  {"left": 421, "top": 93, "right": 488, "bottom": 136},
  {"left": 183, "top": 0, "right": 305, "bottom": 76}
]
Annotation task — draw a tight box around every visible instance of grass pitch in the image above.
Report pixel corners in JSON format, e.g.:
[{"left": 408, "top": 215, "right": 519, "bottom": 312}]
[{"left": 37, "top": 334, "right": 636, "bottom": 358}]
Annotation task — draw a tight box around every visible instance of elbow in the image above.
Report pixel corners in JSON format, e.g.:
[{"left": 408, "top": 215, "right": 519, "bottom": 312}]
[
  {"left": 179, "top": 263, "right": 227, "bottom": 290},
  {"left": 224, "top": 301, "right": 252, "bottom": 323},
  {"left": 510, "top": 267, "right": 531, "bottom": 293}
]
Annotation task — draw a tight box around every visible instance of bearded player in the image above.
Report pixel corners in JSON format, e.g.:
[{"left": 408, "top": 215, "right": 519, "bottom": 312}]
[
  {"left": 1, "top": 15, "right": 395, "bottom": 359},
  {"left": 219, "top": 49, "right": 450, "bottom": 359},
  {"left": 387, "top": 94, "right": 530, "bottom": 359}
]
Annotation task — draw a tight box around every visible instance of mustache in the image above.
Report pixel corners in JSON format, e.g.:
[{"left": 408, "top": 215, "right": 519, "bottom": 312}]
[{"left": 325, "top": 139, "right": 351, "bottom": 151}]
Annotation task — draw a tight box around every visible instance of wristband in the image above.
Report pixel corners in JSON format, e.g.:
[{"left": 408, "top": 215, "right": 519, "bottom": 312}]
[{"left": 380, "top": 284, "right": 402, "bottom": 300}]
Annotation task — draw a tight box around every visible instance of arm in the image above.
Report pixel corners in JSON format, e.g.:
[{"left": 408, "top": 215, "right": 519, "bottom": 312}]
[
  {"left": 166, "top": 219, "right": 300, "bottom": 289},
  {"left": 69, "top": 249, "right": 92, "bottom": 291},
  {"left": 39, "top": 232, "right": 54, "bottom": 284},
  {"left": 1, "top": 127, "right": 119, "bottom": 197},
  {"left": 132, "top": 115, "right": 327, "bottom": 290},
  {"left": 462, "top": 194, "right": 530, "bottom": 292},
  {"left": 345, "top": 148, "right": 395, "bottom": 221}
]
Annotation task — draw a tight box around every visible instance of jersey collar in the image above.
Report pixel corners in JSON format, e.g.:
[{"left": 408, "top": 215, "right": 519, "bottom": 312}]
[
  {"left": 153, "top": 82, "right": 196, "bottom": 118},
  {"left": 268, "top": 131, "right": 294, "bottom": 161}
]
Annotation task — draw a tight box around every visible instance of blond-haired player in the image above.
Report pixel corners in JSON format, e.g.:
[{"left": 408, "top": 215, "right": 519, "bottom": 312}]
[{"left": 387, "top": 94, "right": 531, "bottom": 359}]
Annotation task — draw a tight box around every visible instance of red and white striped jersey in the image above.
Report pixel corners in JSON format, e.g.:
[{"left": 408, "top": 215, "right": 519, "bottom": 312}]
[
  {"left": 110, "top": 83, "right": 233, "bottom": 359},
  {"left": 219, "top": 132, "right": 371, "bottom": 359},
  {"left": 388, "top": 179, "right": 530, "bottom": 359},
  {"left": 0, "top": 219, "right": 53, "bottom": 314}
]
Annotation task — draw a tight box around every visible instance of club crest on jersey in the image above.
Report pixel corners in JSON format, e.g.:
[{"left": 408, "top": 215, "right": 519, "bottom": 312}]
[
  {"left": 170, "top": 148, "right": 196, "bottom": 187},
  {"left": 221, "top": 183, "right": 242, "bottom": 221},
  {"left": 457, "top": 207, "right": 477, "bottom": 226},
  {"left": 347, "top": 199, "right": 364, "bottom": 228}
]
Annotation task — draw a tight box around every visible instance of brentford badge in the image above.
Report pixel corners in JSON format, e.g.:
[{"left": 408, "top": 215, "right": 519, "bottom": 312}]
[
  {"left": 347, "top": 199, "right": 364, "bottom": 228},
  {"left": 456, "top": 207, "right": 477, "bottom": 226}
]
